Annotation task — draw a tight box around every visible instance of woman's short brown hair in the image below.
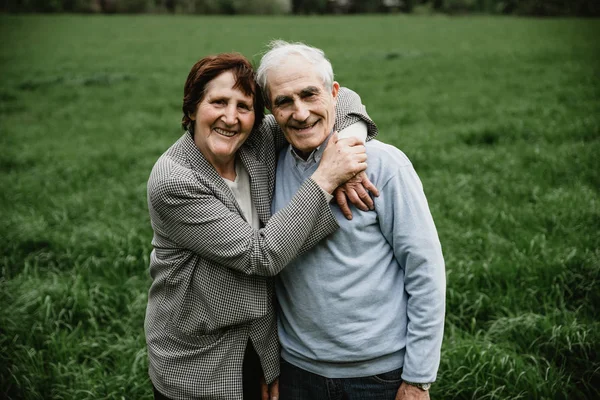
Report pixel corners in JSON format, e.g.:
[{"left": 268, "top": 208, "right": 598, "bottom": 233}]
[{"left": 182, "top": 53, "right": 264, "bottom": 134}]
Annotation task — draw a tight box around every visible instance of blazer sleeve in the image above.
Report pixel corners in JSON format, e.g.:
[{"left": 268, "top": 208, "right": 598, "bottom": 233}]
[
  {"left": 261, "top": 86, "right": 379, "bottom": 154},
  {"left": 149, "top": 171, "right": 339, "bottom": 277},
  {"left": 335, "top": 87, "right": 378, "bottom": 141}
]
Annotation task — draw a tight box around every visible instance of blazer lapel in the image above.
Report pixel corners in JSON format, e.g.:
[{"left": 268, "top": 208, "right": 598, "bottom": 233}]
[
  {"left": 180, "top": 132, "right": 247, "bottom": 220},
  {"left": 238, "top": 143, "right": 271, "bottom": 226}
]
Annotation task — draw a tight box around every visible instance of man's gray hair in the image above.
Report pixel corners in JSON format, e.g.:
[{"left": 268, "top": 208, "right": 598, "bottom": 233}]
[{"left": 256, "top": 40, "right": 334, "bottom": 105}]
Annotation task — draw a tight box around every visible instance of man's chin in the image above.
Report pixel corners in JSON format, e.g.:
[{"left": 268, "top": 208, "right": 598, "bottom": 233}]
[{"left": 289, "top": 136, "right": 323, "bottom": 154}]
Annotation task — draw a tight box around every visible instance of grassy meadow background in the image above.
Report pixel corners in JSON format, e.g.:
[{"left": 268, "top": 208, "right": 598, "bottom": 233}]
[{"left": 1, "top": 14, "right": 599, "bottom": 399}]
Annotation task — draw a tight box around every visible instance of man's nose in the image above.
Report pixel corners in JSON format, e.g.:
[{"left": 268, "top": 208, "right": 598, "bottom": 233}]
[
  {"left": 292, "top": 101, "right": 310, "bottom": 122},
  {"left": 221, "top": 105, "right": 238, "bottom": 125}
]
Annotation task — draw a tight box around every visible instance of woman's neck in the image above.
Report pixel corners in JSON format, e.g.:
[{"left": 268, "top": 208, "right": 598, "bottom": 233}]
[
  {"left": 214, "top": 159, "right": 237, "bottom": 181},
  {"left": 191, "top": 135, "right": 237, "bottom": 180}
]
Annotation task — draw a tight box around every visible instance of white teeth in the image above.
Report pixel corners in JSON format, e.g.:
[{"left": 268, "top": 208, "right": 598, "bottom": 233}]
[{"left": 214, "top": 128, "right": 236, "bottom": 137}]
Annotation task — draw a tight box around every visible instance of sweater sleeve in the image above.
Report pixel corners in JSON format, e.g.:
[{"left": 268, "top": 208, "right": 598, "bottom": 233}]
[{"left": 376, "top": 162, "right": 446, "bottom": 383}]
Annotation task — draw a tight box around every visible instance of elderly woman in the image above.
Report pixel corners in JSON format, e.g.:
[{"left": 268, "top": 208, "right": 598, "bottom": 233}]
[{"left": 145, "top": 53, "right": 377, "bottom": 400}]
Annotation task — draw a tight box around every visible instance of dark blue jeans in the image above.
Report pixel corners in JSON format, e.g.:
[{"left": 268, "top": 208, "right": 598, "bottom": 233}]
[{"left": 279, "top": 359, "right": 403, "bottom": 400}]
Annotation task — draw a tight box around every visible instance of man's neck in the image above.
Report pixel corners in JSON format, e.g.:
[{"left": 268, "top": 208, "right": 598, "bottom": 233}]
[
  {"left": 291, "top": 147, "right": 315, "bottom": 161},
  {"left": 291, "top": 130, "right": 334, "bottom": 161}
]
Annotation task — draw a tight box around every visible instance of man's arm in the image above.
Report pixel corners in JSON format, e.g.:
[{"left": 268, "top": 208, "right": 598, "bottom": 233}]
[{"left": 376, "top": 156, "right": 446, "bottom": 386}]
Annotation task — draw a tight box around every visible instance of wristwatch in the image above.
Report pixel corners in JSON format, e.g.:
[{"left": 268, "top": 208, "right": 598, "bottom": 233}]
[{"left": 404, "top": 381, "right": 432, "bottom": 391}]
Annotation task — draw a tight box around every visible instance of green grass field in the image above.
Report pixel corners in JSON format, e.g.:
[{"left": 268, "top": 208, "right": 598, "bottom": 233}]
[{"left": 1, "top": 14, "right": 599, "bottom": 399}]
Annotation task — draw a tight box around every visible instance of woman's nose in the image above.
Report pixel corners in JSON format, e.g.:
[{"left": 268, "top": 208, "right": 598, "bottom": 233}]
[{"left": 221, "top": 105, "right": 238, "bottom": 125}]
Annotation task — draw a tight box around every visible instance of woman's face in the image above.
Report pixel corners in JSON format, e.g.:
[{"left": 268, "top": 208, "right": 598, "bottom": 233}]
[{"left": 191, "top": 71, "right": 255, "bottom": 170}]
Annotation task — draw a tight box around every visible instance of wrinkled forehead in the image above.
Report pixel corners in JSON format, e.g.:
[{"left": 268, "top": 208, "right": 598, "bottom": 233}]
[{"left": 267, "top": 57, "right": 325, "bottom": 92}]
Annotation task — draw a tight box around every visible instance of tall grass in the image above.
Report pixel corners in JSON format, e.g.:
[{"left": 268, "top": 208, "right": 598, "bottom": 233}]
[{"left": 1, "top": 14, "right": 599, "bottom": 399}]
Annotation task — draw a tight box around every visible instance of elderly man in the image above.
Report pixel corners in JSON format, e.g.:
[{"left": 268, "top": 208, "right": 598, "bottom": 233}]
[{"left": 256, "top": 40, "right": 446, "bottom": 400}]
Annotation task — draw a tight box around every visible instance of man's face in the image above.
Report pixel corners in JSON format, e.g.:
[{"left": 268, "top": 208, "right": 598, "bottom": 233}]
[{"left": 267, "top": 56, "right": 340, "bottom": 156}]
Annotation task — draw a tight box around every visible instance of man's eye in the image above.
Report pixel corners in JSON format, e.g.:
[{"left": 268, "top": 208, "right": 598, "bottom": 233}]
[
  {"left": 238, "top": 103, "right": 251, "bottom": 111},
  {"left": 213, "top": 100, "right": 226, "bottom": 106}
]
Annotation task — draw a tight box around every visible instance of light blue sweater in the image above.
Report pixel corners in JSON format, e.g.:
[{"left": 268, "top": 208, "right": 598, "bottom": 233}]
[{"left": 272, "top": 138, "right": 446, "bottom": 382}]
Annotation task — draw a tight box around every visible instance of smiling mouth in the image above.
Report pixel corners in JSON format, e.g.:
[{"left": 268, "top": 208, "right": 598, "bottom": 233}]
[
  {"left": 289, "top": 120, "right": 319, "bottom": 133},
  {"left": 214, "top": 127, "right": 237, "bottom": 137}
]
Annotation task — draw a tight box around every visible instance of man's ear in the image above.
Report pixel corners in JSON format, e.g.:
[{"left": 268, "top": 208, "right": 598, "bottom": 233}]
[{"left": 331, "top": 81, "right": 340, "bottom": 103}]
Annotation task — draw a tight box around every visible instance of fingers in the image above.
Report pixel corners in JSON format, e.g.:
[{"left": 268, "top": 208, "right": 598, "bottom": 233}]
[
  {"left": 337, "top": 139, "right": 366, "bottom": 153},
  {"left": 335, "top": 171, "right": 379, "bottom": 214},
  {"left": 348, "top": 144, "right": 366, "bottom": 154},
  {"left": 360, "top": 172, "right": 380, "bottom": 198},
  {"left": 270, "top": 378, "right": 279, "bottom": 400},
  {"left": 336, "top": 135, "right": 363, "bottom": 146},
  {"left": 334, "top": 188, "right": 354, "bottom": 220},
  {"left": 314, "top": 133, "right": 368, "bottom": 191},
  {"left": 260, "top": 376, "right": 269, "bottom": 400},
  {"left": 355, "top": 152, "right": 367, "bottom": 163},
  {"left": 355, "top": 160, "right": 368, "bottom": 175},
  {"left": 346, "top": 187, "right": 369, "bottom": 212},
  {"left": 357, "top": 170, "right": 379, "bottom": 199},
  {"left": 336, "top": 141, "right": 367, "bottom": 175},
  {"left": 353, "top": 183, "right": 374, "bottom": 211}
]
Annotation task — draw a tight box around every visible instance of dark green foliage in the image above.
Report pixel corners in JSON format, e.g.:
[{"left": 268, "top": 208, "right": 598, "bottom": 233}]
[
  {"left": 292, "top": 0, "right": 328, "bottom": 14},
  {"left": 173, "top": 0, "right": 290, "bottom": 14},
  {"left": 3, "top": 0, "right": 599, "bottom": 15},
  {"left": 1, "top": 14, "right": 599, "bottom": 400},
  {"left": 1, "top": 0, "right": 290, "bottom": 14},
  {"left": 498, "top": 0, "right": 600, "bottom": 16},
  {"left": 3, "top": 0, "right": 99, "bottom": 12},
  {"left": 425, "top": 0, "right": 600, "bottom": 15}
]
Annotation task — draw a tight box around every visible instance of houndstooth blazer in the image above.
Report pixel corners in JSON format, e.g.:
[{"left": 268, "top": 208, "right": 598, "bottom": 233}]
[{"left": 145, "top": 88, "right": 377, "bottom": 399}]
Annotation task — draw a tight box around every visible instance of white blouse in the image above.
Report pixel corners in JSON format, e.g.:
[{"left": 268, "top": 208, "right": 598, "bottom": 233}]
[{"left": 223, "top": 161, "right": 261, "bottom": 229}]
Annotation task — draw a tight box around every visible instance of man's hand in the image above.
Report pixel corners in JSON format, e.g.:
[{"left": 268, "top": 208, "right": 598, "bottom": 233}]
[
  {"left": 334, "top": 171, "right": 379, "bottom": 220},
  {"left": 311, "top": 132, "right": 367, "bottom": 194},
  {"left": 260, "top": 376, "right": 279, "bottom": 400},
  {"left": 395, "top": 382, "right": 430, "bottom": 400}
]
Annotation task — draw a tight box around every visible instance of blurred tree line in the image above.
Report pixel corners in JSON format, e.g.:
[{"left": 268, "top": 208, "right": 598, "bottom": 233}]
[
  {"left": 1, "top": 0, "right": 598, "bottom": 16},
  {"left": 0, "top": 0, "right": 291, "bottom": 13}
]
